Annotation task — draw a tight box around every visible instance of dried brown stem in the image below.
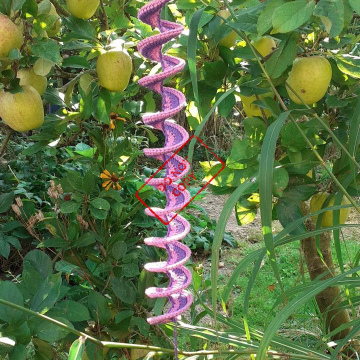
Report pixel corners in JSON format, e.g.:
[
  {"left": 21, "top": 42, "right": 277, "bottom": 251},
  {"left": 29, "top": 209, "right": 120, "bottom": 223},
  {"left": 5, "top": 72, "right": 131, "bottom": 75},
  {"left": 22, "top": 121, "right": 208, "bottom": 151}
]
[{"left": 0, "top": 127, "right": 13, "bottom": 158}]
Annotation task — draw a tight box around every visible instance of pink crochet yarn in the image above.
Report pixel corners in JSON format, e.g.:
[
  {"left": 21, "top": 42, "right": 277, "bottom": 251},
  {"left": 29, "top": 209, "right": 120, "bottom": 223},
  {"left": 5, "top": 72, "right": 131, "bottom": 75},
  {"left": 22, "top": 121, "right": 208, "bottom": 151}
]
[{"left": 137, "top": 0, "right": 193, "bottom": 326}]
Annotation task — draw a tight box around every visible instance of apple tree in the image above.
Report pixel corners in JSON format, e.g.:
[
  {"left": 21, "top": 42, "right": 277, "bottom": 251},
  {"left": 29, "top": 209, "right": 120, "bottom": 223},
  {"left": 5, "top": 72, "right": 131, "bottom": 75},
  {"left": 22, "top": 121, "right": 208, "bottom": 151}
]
[{"left": 177, "top": 0, "right": 360, "bottom": 355}]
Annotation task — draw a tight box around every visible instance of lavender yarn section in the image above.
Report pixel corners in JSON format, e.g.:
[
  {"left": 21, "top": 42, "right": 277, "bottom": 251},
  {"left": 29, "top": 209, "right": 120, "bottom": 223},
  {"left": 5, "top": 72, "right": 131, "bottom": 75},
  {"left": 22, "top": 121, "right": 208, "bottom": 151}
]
[{"left": 137, "top": 0, "right": 193, "bottom": 325}]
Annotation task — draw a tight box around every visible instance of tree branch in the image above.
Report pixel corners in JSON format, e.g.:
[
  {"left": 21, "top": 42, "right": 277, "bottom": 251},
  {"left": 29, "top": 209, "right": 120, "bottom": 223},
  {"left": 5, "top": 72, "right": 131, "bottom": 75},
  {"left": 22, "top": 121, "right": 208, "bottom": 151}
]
[
  {"left": 0, "top": 127, "right": 13, "bottom": 158},
  {"left": 99, "top": 0, "right": 109, "bottom": 30},
  {"left": 50, "top": 0, "right": 70, "bottom": 17}
]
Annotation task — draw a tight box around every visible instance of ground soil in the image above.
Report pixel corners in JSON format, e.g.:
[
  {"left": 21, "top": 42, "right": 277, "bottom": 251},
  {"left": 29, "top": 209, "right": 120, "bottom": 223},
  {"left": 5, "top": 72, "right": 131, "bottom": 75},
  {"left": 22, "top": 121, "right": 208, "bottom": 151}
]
[{"left": 198, "top": 192, "right": 360, "bottom": 243}]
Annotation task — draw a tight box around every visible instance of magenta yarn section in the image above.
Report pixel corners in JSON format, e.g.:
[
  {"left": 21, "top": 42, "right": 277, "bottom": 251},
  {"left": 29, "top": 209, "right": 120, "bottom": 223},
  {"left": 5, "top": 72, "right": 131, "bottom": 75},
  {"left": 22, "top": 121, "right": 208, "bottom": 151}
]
[{"left": 137, "top": 0, "right": 193, "bottom": 325}]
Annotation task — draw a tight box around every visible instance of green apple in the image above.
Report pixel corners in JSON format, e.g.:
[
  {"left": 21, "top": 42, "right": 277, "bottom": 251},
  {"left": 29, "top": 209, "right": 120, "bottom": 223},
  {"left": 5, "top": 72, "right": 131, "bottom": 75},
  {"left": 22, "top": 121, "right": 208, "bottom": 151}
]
[
  {"left": 0, "top": 86, "right": 44, "bottom": 132},
  {"left": 97, "top": 49, "right": 132, "bottom": 92},
  {"left": 310, "top": 192, "right": 351, "bottom": 227},
  {"left": 47, "top": 3, "right": 61, "bottom": 37},
  {"left": 252, "top": 36, "right": 276, "bottom": 57},
  {"left": 286, "top": 56, "right": 332, "bottom": 105},
  {"left": 218, "top": 9, "right": 237, "bottom": 48},
  {"left": 66, "top": 0, "right": 100, "bottom": 19},
  {"left": 0, "top": 14, "right": 23, "bottom": 58}
]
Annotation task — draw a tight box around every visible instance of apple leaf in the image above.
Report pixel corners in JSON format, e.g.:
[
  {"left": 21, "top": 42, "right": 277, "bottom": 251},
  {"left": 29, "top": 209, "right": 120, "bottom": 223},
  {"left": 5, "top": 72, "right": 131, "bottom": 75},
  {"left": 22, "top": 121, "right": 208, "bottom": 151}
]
[
  {"left": 348, "top": 0, "right": 360, "bottom": 14},
  {"left": 313, "top": 0, "right": 344, "bottom": 38},
  {"left": 265, "top": 33, "right": 298, "bottom": 79},
  {"left": 31, "top": 39, "right": 62, "bottom": 64},
  {"left": 33, "top": 58, "right": 54, "bottom": 76},
  {"left": 257, "top": 0, "right": 285, "bottom": 36},
  {"left": 336, "top": 54, "right": 360, "bottom": 79},
  {"left": 272, "top": 0, "right": 315, "bottom": 34}
]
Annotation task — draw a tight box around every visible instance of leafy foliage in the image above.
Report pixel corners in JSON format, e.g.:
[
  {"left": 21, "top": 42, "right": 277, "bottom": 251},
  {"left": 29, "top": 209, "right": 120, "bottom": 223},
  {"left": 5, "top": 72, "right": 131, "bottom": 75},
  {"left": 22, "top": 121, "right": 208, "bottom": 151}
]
[{"left": 0, "top": 0, "right": 359, "bottom": 359}]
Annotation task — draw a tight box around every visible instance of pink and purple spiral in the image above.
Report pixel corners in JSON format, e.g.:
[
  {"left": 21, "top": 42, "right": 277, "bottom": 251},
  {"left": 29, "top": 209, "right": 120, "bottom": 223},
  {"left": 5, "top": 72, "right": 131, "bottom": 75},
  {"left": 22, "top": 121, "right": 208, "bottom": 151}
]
[{"left": 137, "top": 0, "right": 193, "bottom": 326}]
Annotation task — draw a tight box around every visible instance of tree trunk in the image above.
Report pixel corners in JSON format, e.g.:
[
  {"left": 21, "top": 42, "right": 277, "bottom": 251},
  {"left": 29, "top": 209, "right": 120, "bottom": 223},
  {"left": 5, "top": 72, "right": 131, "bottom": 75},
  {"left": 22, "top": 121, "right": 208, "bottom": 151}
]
[{"left": 300, "top": 202, "right": 351, "bottom": 340}]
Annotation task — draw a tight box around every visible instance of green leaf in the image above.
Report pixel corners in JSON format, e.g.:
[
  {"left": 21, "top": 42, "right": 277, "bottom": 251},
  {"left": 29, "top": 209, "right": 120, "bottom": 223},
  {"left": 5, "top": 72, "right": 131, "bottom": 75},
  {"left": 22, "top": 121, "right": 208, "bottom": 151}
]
[
  {"left": 8, "top": 48, "right": 22, "bottom": 60},
  {"left": 0, "top": 282, "right": 24, "bottom": 325},
  {"left": 122, "top": 262, "right": 139, "bottom": 278},
  {"left": 62, "top": 16, "right": 96, "bottom": 40},
  {"left": 64, "top": 81, "right": 76, "bottom": 107},
  {"left": 22, "top": 0, "right": 37, "bottom": 17},
  {"left": 257, "top": 267, "right": 359, "bottom": 359},
  {"left": 68, "top": 338, "right": 85, "bottom": 360},
  {"left": 187, "top": 88, "right": 236, "bottom": 163},
  {"left": 33, "top": 58, "right": 54, "bottom": 76},
  {"left": 273, "top": 165, "right": 289, "bottom": 197},
  {"left": 9, "top": 344, "right": 27, "bottom": 360},
  {"left": 111, "top": 277, "right": 137, "bottom": 304},
  {"left": 29, "top": 316, "right": 73, "bottom": 343},
  {"left": 90, "top": 198, "right": 110, "bottom": 211},
  {"left": 79, "top": 73, "right": 94, "bottom": 95},
  {"left": 0, "top": 191, "right": 14, "bottom": 213},
  {"left": 54, "top": 300, "right": 90, "bottom": 322},
  {"left": 335, "top": 54, "right": 360, "bottom": 79},
  {"left": 203, "top": 60, "right": 228, "bottom": 88},
  {"left": 65, "top": 170, "right": 83, "bottom": 191},
  {"left": 12, "top": 0, "right": 26, "bottom": 11},
  {"left": 32, "top": 338, "right": 53, "bottom": 360},
  {"left": 326, "top": 95, "right": 348, "bottom": 108},
  {"left": 348, "top": 0, "right": 360, "bottom": 14},
  {"left": 313, "top": 0, "right": 344, "bottom": 38},
  {"left": 60, "top": 201, "right": 81, "bottom": 214},
  {"left": 243, "top": 117, "right": 267, "bottom": 142},
  {"left": 94, "top": 88, "right": 111, "bottom": 124},
  {"left": 280, "top": 122, "right": 307, "bottom": 151},
  {"left": 235, "top": 198, "right": 258, "bottom": 226},
  {"left": 144, "top": 91, "right": 156, "bottom": 113},
  {"left": 276, "top": 197, "right": 307, "bottom": 235},
  {"left": 22, "top": 142, "right": 48, "bottom": 156},
  {"left": 114, "top": 310, "right": 134, "bottom": 324},
  {"left": 211, "top": 181, "right": 258, "bottom": 318},
  {"left": 217, "top": 91, "right": 236, "bottom": 118},
  {"left": 22, "top": 250, "right": 53, "bottom": 295},
  {"left": 0, "top": 238, "right": 10, "bottom": 259},
  {"left": 188, "top": 8, "right": 205, "bottom": 118},
  {"left": 227, "top": 138, "right": 260, "bottom": 166},
  {"left": 76, "top": 233, "right": 96, "bottom": 248},
  {"left": 231, "top": 7, "right": 260, "bottom": 33},
  {"left": 258, "top": 111, "right": 290, "bottom": 299},
  {"left": 90, "top": 207, "right": 108, "bottom": 220},
  {"left": 265, "top": 33, "right": 298, "bottom": 79},
  {"left": 130, "top": 317, "right": 150, "bottom": 338},
  {"left": 82, "top": 170, "right": 96, "bottom": 195},
  {"left": 272, "top": 0, "right": 316, "bottom": 34},
  {"left": 257, "top": 0, "right": 285, "bottom": 35},
  {"left": 111, "top": 241, "right": 127, "bottom": 260},
  {"left": 30, "top": 273, "right": 61, "bottom": 314},
  {"left": 88, "top": 291, "right": 111, "bottom": 325},
  {"left": 31, "top": 39, "right": 62, "bottom": 64},
  {"left": 0, "top": 0, "right": 11, "bottom": 14},
  {"left": 62, "top": 56, "right": 90, "bottom": 69}
]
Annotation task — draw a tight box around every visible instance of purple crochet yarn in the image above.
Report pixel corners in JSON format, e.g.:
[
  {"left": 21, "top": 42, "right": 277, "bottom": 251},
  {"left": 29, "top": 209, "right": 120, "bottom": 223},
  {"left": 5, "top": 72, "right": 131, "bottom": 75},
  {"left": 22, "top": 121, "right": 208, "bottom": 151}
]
[{"left": 137, "top": 0, "right": 193, "bottom": 327}]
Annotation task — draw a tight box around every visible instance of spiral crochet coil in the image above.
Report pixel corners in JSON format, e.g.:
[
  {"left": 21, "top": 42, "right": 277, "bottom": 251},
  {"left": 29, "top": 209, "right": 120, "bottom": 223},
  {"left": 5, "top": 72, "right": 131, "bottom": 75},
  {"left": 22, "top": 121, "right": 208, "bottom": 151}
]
[{"left": 137, "top": 0, "right": 193, "bottom": 325}]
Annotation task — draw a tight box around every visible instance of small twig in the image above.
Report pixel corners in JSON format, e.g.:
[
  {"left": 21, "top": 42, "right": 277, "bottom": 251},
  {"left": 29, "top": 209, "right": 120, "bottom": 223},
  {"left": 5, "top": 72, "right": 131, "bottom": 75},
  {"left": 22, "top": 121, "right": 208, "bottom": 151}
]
[
  {"left": 58, "top": 69, "right": 96, "bottom": 92},
  {"left": 50, "top": 0, "right": 70, "bottom": 17},
  {"left": 99, "top": 0, "right": 109, "bottom": 30},
  {"left": 255, "top": 93, "right": 269, "bottom": 127},
  {"left": 0, "top": 127, "right": 13, "bottom": 158}
]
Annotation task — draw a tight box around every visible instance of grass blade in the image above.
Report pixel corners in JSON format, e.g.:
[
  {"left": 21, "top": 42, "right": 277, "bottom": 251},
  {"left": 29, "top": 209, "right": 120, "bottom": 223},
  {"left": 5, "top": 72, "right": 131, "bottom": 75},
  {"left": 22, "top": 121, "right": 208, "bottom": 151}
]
[
  {"left": 256, "top": 266, "right": 360, "bottom": 360},
  {"left": 259, "top": 111, "right": 290, "bottom": 295},
  {"left": 211, "top": 180, "right": 257, "bottom": 322}
]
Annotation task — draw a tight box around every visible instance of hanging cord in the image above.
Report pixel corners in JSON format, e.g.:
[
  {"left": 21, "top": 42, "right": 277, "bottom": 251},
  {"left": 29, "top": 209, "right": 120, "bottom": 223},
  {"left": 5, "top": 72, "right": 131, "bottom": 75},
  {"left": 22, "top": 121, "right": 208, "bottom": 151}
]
[{"left": 174, "top": 319, "right": 178, "bottom": 360}]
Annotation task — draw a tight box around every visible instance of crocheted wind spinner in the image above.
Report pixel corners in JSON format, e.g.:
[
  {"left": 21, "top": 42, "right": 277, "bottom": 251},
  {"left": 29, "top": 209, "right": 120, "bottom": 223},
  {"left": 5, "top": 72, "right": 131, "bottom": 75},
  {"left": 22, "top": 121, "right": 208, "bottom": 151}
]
[{"left": 137, "top": 0, "right": 193, "bottom": 329}]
